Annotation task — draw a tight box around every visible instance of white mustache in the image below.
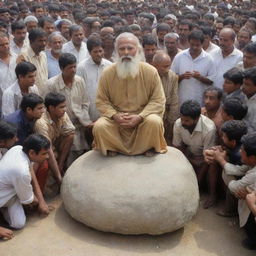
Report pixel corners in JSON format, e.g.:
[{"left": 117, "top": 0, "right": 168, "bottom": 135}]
[{"left": 121, "top": 56, "right": 133, "bottom": 61}]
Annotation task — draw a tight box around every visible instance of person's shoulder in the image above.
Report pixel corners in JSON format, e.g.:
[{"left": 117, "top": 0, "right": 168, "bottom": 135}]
[
  {"left": 233, "top": 47, "right": 243, "bottom": 56},
  {"left": 102, "top": 58, "right": 112, "bottom": 65},
  {"left": 139, "top": 62, "right": 158, "bottom": 73},
  {"left": 101, "top": 62, "right": 116, "bottom": 75},
  {"left": 200, "top": 114, "right": 216, "bottom": 131},
  {"left": 5, "top": 110, "right": 22, "bottom": 123}
]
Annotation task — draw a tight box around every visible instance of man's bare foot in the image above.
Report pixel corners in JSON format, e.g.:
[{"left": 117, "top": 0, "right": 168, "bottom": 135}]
[
  {"left": 0, "top": 226, "right": 14, "bottom": 240},
  {"left": 203, "top": 196, "right": 217, "bottom": 209},
  {"left": 107, "top": 150, "right": 118, "bottom": 157},
  {"left": 144, "top": 149, "right": 156, "bottom": 157},
  {"left": 216, "top": 209, "right": 238, "bottom": 217}
]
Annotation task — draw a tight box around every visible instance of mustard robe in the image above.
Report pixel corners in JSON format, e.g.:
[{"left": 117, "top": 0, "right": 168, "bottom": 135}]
[{"left": 93, "top": 62, "right": 167, "bottom": 155}]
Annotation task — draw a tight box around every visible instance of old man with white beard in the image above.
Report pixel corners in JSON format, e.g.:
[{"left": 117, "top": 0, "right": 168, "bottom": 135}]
[{"left": 93, "top": 32, "right": 167, "bottom": 156}]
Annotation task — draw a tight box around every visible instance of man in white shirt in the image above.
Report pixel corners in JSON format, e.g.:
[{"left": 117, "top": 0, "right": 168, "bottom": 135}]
[
  {"left": 0, "top": 32, "right": 17, "bottom": 116},
  {"left": 210, "top": 28, "right": 243, "bottom": 89},
  {"left": 171, "top": 30, "right": 216, "bottom": 106},
  {"left": 62, "top": 25, "right": 89, "bottom": 63},
  {"left": 10, "top": 21, "right": 29, "bottom": 55},
  {"left": 173, "top": 100, "right": 216, "bottom": 185},
  {"left": 77, "top": 36, "right": 112, "bottom": 122},
  {"left": 2, "top": 61, "right": 39, "bottom": 117},
  {"left": 0, "top": 134, "right": 50, "bottom": 230}
]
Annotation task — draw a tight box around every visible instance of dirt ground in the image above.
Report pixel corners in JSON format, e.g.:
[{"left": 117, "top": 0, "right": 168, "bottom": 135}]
[{"left": 0, "top": 195, "right": 255, "bottom": 256}]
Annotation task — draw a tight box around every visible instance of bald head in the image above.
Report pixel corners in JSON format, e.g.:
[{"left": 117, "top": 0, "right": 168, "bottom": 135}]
[
  {"left": 152, "top": 51, "right": 171, "bottom": 77},
  {"left": 152, "top": 51, "right": 171, "bottom": 64},
  {"left": 219, "top": 28, "right": 236, "bottom": 40},
  {"left": 219, "top": 28, "right": 236, "bottom": 54}
]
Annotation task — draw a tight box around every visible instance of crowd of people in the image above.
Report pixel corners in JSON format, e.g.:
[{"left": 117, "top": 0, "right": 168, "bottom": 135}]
[{"left": 0, "top": 0, "right": 256, "bottom": 250}]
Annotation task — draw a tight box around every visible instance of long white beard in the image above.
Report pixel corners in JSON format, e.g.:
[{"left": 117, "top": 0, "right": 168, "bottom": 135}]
[{"left": 116, "top": 54, "right": 141, "bottom": 79}]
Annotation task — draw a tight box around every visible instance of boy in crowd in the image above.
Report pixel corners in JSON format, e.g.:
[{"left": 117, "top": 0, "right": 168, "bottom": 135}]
[
  {"left": 173, "top": 100, "right": 216, "bottom": 185},
  {"left": 223, "top": 67, "right": 246, "bottom": 103},
  {"left": 0, "top": 134, "right": 50, "bottom": 231},
  {"left": 34, "top": 93, "right": 75, "bottom": 180}
]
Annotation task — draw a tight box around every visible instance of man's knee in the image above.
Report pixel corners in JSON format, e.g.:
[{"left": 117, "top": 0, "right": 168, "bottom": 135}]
[
  {"left": 93, "top": 117, "right": 113, "bottom": 135},
  {"left": 143, "top": 114, "right": 163, "bottom": 128},
  {"left": 10, "top": 215, "right": 26, "bottom": 229}
]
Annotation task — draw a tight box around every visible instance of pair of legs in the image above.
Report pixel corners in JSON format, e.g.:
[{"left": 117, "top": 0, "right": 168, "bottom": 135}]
[
  {"left": 93, "top": 114, "right": 167, "bottom": 156},
  {"left": 243, "top": 213, "right": 256, "bottom": 250}
]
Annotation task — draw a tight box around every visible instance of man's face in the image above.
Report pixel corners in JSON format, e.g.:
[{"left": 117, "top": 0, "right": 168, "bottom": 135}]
[
  {"left": 117, "top": 37, "right": 138, "bottom": 60},
  {"left": 143, "top": 44, "right": 156, "bottom": 63},
  {"left": 62, "top": 63, "right": 76, "bottom": 79},
  {"left": 0, "top": 136, "right": 18, "bottom": 149},
  {"left": 19, "top": 71, "right": 36, "bottom": 87},
  {"left": 242, "top": 78, "right": 256, "bottom": 98},
  {"left": 60, "top": 24, "right": 70, "bottom": 40},
  {"left": 91, "top": 21, "right": 101, "bottom": 33},
  {"left": 29, "top": 148, "right": 49, "bottom": 163},
  {"left": 32, "top": 36, "right": 47, "bottom": 52},
  {"left": 90, "top": 46, "right": 104, "bottom": 65},
  {"left": 237, "top": 30, "right": 251, "bottom": 49},
  {"left": 72, "top": 29, "right": 84, "bottom": 46},
  {"left": 49, "top": 36, "right": 63, "bottom": 53},
  {"left": 203, "top": 91, "right": 221, "bottom": 112},
  {"left": 0, "top": 11, "right": 10, "bottom": 23},
  {"left": 52, "top": 101, "right": 67, "bottom": 118},
  {"left": 243, "top": 51, "right": 256, "bottom": 69},
  {"left": 13, "top": 28, "right": 27, "bottom": 43},
  {"left": 164, "top": 37, "right": 178, "bottom": 52},
  {"left": 164, "top": 18, "right": 176, "bottom": 30},
  {"left": 34, "top": 8, "right": 44, "bottom": 18},
  {"left": 221, "top": 132, "right": 235, "bottom": 149},
  {"left": 189, "top": 39, "right": 202, "bottom": 56},
  {"left": 27, "top": 103, "right": 45, "bottom": 119},
  {"left": 60, "top": 10, "right": 69, "bottom": 19},
  {"left": 240, "top": 146, "right": 251, "bottom": 165},
  {"left": 125, "top": 14, "right": 135, "bottom": 25},
  {"left": 0, "top": 37, "right": 9, "bottom": 54},
  {"left": 154, "top": 58, "right": 171, "bottom": 77},
  {"left": 49, "top": 11, "right": 59, "bottom": 20},
  {"left": 215, "top": 23, "right": 223, "bottom": 36},
  {"left": 219, "top": 31, "right": 234, "bottom": 52},
  {"left": 26, "top": 21, "right": 38, "bottom": 33},
  {"left": 223, "top": 79, "right": 240, "bottom": 94},
  {"left": 157, "top": 30, "right": 168, "bottom": 43},
  {"left": 43, "top": 21, "right": 55, "bottom": 36},
  {"left": 180, "top": 115, "right": 198, "bottom": 130},
  {"left": 245, "top": 21, "right": 256, "bottom": 34},
  {"left": 178, "top": 24, "right": 190, "bottom": 40}
]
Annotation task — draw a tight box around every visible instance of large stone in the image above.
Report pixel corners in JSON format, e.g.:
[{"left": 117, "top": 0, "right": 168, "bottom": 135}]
[{"left": 61, "top": 146, "right": 199, "bottom": 235}]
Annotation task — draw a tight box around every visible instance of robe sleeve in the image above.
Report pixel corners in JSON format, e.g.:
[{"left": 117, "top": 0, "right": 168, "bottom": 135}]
[
  {"left": 96, "top": 70, "right": 118, "bottom": 118},
  {"left": 139, "top": 71, "right": 166, "bottom": 118}
]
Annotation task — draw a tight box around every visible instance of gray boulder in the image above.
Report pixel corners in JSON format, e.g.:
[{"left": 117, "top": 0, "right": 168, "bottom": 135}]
[{"left": 61, "top": 146, "right": 199, "bottom": 235}]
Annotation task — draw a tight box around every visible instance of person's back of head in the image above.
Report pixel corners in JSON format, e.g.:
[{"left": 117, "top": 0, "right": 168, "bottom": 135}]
[
  {"left": 241, "top": 133, "right": 256, "bottom": 162},
  {"left": 0, "top": 120, "right": 17, "bottom": 149},
  {"left": 15, "top": 61, "right": 37, "bottom": 80},
  {"left": 222, "top": 98, "right": 248, "bottom": 121},
  {"left": 20, "top": 93, "right": 44, "bottom": 114},
  {"left": 221, "top": 120, "right": 247, "bottom": 146}
]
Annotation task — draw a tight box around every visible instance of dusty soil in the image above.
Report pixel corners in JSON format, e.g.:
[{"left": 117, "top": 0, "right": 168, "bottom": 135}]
[{"left": 0, "top": 195, "right": 255, "bottom": 256}]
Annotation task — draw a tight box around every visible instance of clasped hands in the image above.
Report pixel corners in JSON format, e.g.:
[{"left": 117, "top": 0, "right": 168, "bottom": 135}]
[
  {"left": 204, "top": 146, "right": 226, "bottom": 164},
  {"left": 182, "top": 71, "right": 202, "bottom": 80},
  {"left": 113, "top": 113, "right": 142, "bottom": 128}
]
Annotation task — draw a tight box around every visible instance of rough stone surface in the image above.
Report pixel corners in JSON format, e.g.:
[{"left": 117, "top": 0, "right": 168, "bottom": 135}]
[{"left": 61, "top": 146, "right": 199, "bottom": 235}]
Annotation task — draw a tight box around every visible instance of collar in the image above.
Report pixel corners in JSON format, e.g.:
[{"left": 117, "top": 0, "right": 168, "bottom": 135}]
[
  {"left": 193, "top": 115, "right": 203, "bottom": 133},
  {"left": 184, "top": 48, "right": 206, "bottom": 61},
  {"left": 27, "top": 45, "right": 39, "bottom": 58},
  {"left": 87, "top": 55, "right": 103, "bottom": 67}
]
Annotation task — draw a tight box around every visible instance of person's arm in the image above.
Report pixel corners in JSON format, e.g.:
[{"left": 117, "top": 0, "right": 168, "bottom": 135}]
[
  {"left": 30, "top": 164, "right": 49, "bottom": 215},
  {"left": 246, "top": 191, "right": 256, "bottom": 216},
  {"left": 48, "top": 147, "right": 62, "bottom": 182},
  {"left": 192, "top": 71, "right": 213, "bottom": 85}
]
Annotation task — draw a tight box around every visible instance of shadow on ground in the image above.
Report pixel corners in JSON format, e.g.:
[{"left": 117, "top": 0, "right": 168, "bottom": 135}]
[{"left": 54, "top": 202, "right": 184, "bottom": 253}]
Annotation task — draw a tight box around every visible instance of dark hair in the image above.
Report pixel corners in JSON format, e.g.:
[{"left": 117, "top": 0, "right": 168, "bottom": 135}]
[
  {"left": 38, "top": 16, "right": 55, "bottom": 28},
  {"left": 0, "top": 120, "right": 17, "bottom": 140},
  {"left": 28, "top": 28, "right": 47, "bottom": 43},
  {"left": 180, "top": 100, "right": 201, "bottom": 119},
  {"left": 188, "top": 30, "right": 204, "bottom": 44},
  {"left": 247, "top": 17, "right": 256, "bottom": 29},
  {"left": 0, "top": 7, "right": 10, "bottom": 14},
  {"left": 30, "top": 4, "right": 44, "bottom": 13},
  {"left": 241, "top": 132, "right": 256, "bottom": 156},
  {"left": 11, "top": 21, "right": 26, "bottom": 33},
  {"left": 58, "top": 53, "right": 76, "bottom": 70},
  {"left": 156, "top": 23, "right": 171, "bottom": 34},
  {"left": 69, "top": 24, "right": 83, "bottom": 37},
  {"left": 44, "top": 92, "right": 66, "bottom": 109},
  {"left": 142, "top": 34, "right": 157, "bottom": 47},
  {"left": 223, "top": 67, "right": 244, "bottom": 85},
  {"left": 201, "top": 26, "right": 214, "bottom": 38},
  {"left": 87, "top": 36, "right": 102, "bottom": 52},
  {"left": 15, "top": 61, "right": 37, "bottom": 78},
  {"left": 178, "top": 19, "right": 193, "bottom": 31},
  {"left": 243, "top": 67, "right": 256, "bottom": 86},
  {"left": 222, "top": 98, "right": 248, "bottom": 120},
  {"left": 203, "top": 13, "right": 215, "bottom": 21},
  {"left": 244, "top": 42, "right": 256, "bottom": 55},
  {"left": 223, "top": 16, "right": 236, "bottom": 27},
  {"left": 204, "top": 86, "right": 223, "bottom": 100},
  {"left": 20, "top": 93, "right": 44, "bottom": 112},
  {"left": 221, "top": 120, "right": 247, "bottom": 144},
  {"left": 48, "top": 3, "right": 60, "bottom": 12},
  {"left": 56, "top": 19, "right": 71, "bottom": 30},
  {"left": 22, "top": 134, "right": 50, "bottom": 154}
]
